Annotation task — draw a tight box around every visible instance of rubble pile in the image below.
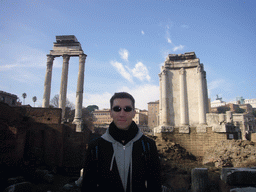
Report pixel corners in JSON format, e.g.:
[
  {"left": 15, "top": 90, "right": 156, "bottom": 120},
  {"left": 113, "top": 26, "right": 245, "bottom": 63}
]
[
  {"left": 203, "top": 140, "right": 256, "bottom": 168},
  {"left": 154, "top": 136, "right": 196, "bottom": 161}
]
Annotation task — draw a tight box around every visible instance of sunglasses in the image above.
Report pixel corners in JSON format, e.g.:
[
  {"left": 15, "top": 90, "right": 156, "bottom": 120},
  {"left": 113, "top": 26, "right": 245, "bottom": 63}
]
[{"left": 112, "top": 106, "right": 133, "bottom": 112}]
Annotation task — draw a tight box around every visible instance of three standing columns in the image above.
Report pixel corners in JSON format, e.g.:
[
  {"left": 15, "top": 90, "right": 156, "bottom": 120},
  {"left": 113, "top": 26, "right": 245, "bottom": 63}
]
[{"left": 42, "top": 53, "right": 87, "bottom": 132}]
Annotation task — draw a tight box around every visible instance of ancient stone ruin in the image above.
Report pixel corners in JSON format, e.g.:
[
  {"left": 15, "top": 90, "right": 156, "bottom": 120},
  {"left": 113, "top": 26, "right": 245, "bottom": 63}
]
[{"left": 42, "top": 35, "right": 87, "bottom": 132}]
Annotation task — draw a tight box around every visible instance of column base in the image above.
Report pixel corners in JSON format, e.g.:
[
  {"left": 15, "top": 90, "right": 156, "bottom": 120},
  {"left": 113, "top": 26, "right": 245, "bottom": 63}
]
[
  {"left": 179, "top": 125, "right": 190, "bottom": 133},
  {"left": 72, "top": 119, "right": 84, "bottom": 132},
  {"left": 196, "top": 124, "right": 207, "bottom": 133},
  {"left": 153, "top": 125, "right": 174, "bottom": 135}
]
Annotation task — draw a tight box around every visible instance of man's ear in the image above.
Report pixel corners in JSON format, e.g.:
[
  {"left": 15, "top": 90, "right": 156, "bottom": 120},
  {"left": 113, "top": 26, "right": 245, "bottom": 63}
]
[
  {"left": 132, "top": 110, "right": 136, "bottom": 118},
  {"left": 110, "top": 109, "right": 113, "bottom": 118}
]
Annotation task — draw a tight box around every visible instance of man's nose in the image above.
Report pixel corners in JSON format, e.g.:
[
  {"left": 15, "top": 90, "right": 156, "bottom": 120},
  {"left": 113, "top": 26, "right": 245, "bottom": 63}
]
[{"left": 120, "top": 109, "right": 126, "bottom": 115}]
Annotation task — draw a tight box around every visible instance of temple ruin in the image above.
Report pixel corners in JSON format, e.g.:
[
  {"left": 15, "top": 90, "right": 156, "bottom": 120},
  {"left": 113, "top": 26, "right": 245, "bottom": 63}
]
[
  {"left": 42, "top": 35, "right": 86, "bottom": 132},
  {"left": 156, "top": 52, "right": 209, "bottom": 133}
]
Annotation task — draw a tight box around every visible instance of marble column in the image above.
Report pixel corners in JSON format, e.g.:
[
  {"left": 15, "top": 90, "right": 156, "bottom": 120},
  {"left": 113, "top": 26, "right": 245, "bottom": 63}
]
[
  {"left": 42, "top": 55, "right": 54, "bottom": 108},
  {"left": 179, "top": 68, "right": 188, "bottom": 125},
  {"left": 160, "top": 69, "right": 168, "bottom": 125},
  {"left": 197, "top": 65, "right": 206, "bottom": 124},
  {"left": 73, "top": 54, "right": 87, "bottom": 132},
  {"left": 59, "top": 54, "right": 70, "bottom": 121}
]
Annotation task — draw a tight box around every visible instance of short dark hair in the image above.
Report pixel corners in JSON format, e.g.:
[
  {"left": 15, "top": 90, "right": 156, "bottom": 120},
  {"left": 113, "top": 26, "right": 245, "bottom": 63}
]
[{"left": 110, "top": 92, "right": 135, "bottom": 109}]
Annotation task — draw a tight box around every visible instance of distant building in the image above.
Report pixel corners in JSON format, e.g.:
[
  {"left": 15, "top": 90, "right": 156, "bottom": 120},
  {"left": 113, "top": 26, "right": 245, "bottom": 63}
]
[
  {"left": 244, "top": 98, "right": 256, "bottom": 108},
  {"left": 93, "top": 109, "right": 112, "bottom": 126},
  {"left": 134, "top": 109, "right": 148, "bottom": 126},
  {"left": 211, "top": 96, "right": 255, "bottom": 114},
  {"left": 211, "top": 98, "right": 226, "bottom": 108},
  {"left": 147, "top": 100, "right": 159, "bottom": 129},
  {"left": 0, "top": 91, "right": 19, "bottom": 106},
  {"left": 233, "top": 113, "right": 256, "bottom": 140}
]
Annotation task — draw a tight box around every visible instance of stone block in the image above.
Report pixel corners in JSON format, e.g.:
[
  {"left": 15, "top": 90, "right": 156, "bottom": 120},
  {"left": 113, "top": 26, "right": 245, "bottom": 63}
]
[
  {"left": 191, "top": 168, "right": 209, "bottom": 192},
  {"left": 230, "top": 187, "right": 256, "bottom": 192},
  {"left": 4, "top": 182, "right": 33, "bottom": 192},
  {"left": 221, "top": 168, "right": 256, "bottom": 185},
  {"left": 196, "top": 125, "right": 207, "bottom": 133},
  {"left": 212, "top": 124, "right": 227, "bottom": 132},
  {"left": 153, "top": 125, "right": 174, "bottom": 135},
  {"left": 179, "top": 126, "right": 190, "bottom": 133}
]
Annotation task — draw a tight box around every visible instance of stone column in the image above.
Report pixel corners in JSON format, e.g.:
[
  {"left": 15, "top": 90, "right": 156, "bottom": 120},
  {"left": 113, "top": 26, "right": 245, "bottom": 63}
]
[
  {"left": 59, "top": 54, "right": 70, "bottom": 121},
  {"left": 73, "top": 54, "right": 87, "bottom": 132},
  {"left": 42, "top": 55, "right": 54, "bottom": 108},
  {"left": 179, "top": 68, "right": 188, "bottom": 125},
  {"left": 197, "top": 65, "right": 206, "bottom": 125},
  {"left": 160, "top": 69, "right": 168, "bottom": 125}
]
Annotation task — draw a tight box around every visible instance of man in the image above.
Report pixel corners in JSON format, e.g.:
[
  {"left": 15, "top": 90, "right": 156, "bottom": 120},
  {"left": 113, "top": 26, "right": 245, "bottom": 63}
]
[{"left": 81, "top": 92, "right": 162, "bottom": 192}]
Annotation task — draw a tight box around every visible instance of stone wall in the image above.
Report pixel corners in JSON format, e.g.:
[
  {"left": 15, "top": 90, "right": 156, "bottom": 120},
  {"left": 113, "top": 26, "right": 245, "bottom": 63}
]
[
  {"left": 12, "top": 106, "right": 62, "bottom": 124},
  {"left": 159, "top": 127, "right": 232, "bottom": 157},
  {"left": 0, "top": 102, "right": 91, "bottom": 171}
]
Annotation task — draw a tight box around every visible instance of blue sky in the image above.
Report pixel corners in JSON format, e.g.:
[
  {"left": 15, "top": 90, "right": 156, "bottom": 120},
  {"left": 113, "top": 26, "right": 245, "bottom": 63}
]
[{"left": 1, "top": 0, "right": 255, "bottom": 110}]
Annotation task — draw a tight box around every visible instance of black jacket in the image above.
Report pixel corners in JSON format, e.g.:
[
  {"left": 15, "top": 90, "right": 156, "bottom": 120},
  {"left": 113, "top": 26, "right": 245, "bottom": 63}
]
[{"left": 81, "top": 122, "right": 162, "bottom": 192}]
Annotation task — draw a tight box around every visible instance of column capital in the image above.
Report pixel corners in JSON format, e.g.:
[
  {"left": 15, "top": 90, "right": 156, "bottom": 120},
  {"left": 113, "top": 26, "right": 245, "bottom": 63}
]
[
  {"left": 46, "top": 54, "right": 55, "bottom": 63},
  {"left": 62, "top": 54, "right": 70, "bottom": 61},
  {"left": 179, "top": 67, "right": 185, "bottom": 75},
  {"left": 197, "top": 64, "right": 203, "bottom": 73},
  {"left": 79, "top": 54, "right": 87, "bottom": 60},
  {"left": 159, "top": 69, "right": 167, "bottom": 78}
]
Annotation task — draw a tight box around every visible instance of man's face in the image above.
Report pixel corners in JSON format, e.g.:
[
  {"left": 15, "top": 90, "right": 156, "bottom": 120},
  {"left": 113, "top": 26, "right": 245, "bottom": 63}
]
[{"left": 110, "top": 98, "right": 136, "bottom": 130}]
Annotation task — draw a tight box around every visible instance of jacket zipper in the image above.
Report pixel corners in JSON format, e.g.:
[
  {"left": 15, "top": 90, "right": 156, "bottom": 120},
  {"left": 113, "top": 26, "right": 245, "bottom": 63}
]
[{"left": 123, "top": 145, "right": 126, "bottom": 191}]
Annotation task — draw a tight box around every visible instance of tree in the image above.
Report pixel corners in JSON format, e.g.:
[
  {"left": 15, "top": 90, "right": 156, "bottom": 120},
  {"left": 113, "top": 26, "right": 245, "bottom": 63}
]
[
  {"left": 81, "top": 107, "right": 94, "bottom": 131},
  {"left": 32, "top": 96, "right": 37, "bottom": 107},
  {"left": 86, "top": 105, "right": 99, "bottom": 113},
  {"left": 50, "top": 94, "right": 75, "bottom": 110},
  {"left": 50, "top": 94, "right": 75, "bottom": 121},
  {"left": 22, "top": 93, "right": 27, "bottom": 105}
]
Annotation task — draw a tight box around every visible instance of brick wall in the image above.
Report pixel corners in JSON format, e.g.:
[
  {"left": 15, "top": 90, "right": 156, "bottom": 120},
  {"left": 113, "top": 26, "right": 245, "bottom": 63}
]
[
  {"left": 13, "top": 106, "right": 62, "bottom": 124},
  {"left": 0, "top": 103, "right": 91, "bottom": 171},
  {"left": 160, "top": 127, "right": 229, "bottom": 157}
]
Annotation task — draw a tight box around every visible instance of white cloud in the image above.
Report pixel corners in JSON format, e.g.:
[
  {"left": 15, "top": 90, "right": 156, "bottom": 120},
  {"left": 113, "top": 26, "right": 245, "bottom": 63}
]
[
  {"left": 167, "top": 38, "right": 172, "bottom": 44},
  {"left": 173, "top": 45, "right": 185, "bottom": 51},
  {"left": 119, "top": 48, "right": 129, "bottom": 61},
  {"left": 84, "top": 92, "right": 112, "bottom": 109},
  {"left": 141, "top": 30, "right": 145, "bottom": 35},
  {"left": 208, "top": 78, "right": 233, "bottom": 101},
  {"left": 181, "top": 25, "right": 189, "bottom": 29},
  {"left": 132, "top": 62, "right": 151, "bottom": 81},
  {"left": 111, "top": 61, "right": 133, "bottom": 83},
  {"left": 208, "top": 79, "right": 225, "bottom": 92},
  {"left": 83, "top": 84, "right": 159, "bottom": 110},
  {"left": 117, "top": 84, "right": 159, "bottom": 110},
  {"left": 0, "top": 64, "right": 19, "bottom": 71}
]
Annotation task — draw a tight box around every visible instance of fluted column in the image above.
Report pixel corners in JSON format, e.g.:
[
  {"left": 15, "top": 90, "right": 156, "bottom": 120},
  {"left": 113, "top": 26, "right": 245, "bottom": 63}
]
[
  {"left": 197, "top": 65, "right": 206, "bottom": 124},
  {"left": 73, "top": 54, "right": 87, "bottom": 132},
  {"left": 179, "top": 68, "right": 188, "bottom": 125},
  {"left": 42, "top": 55, "right": 54, "bottom": 108},
  {"left": 160, "top": 69, "right": 168, "bottom": 125},
  {"left": 59, "top": 54, "right": 70, "bottom": 121}
]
